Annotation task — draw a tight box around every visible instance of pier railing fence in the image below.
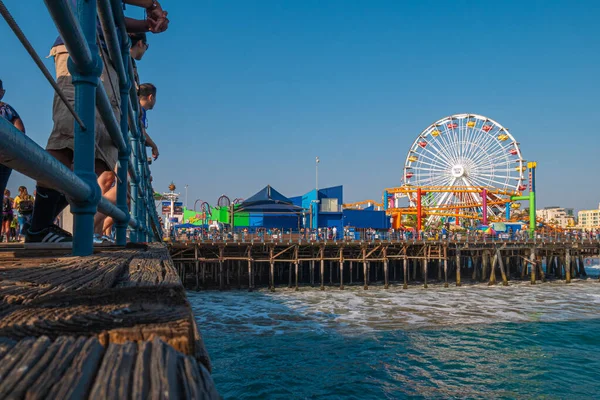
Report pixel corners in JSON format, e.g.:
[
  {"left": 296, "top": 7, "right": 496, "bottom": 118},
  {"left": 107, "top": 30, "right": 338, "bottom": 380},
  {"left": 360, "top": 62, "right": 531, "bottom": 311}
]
[
  {"left": 0, "top": 0, "right": 162, "bottom": 255},
  {"left": 169, "top": 228, "right": 600, "bottom": 245}
]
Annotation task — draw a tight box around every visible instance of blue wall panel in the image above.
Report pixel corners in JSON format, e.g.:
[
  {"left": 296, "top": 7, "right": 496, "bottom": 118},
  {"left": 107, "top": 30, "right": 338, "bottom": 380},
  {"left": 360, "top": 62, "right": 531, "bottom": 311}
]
[
  {"left": 262, "top": 215, "right": 299, "bottom": 230},
  {"left": 343, "top": 209, "right": 390, "bottom": 229},
  {"left": 249, "top": 215, "right": 263, "bottom": 227},
  {"left": 319, "top": 185, "right": 343, "bottom": 203}
]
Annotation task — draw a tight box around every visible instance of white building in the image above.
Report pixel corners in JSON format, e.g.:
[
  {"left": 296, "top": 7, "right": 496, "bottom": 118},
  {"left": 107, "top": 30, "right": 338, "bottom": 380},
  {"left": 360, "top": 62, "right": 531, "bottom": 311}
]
[
  {"left": 536, "top": 206, "right": 575, "bottom": 228},
  {"left": 578, "top": 204, "right": 600, "bottom": 229}
]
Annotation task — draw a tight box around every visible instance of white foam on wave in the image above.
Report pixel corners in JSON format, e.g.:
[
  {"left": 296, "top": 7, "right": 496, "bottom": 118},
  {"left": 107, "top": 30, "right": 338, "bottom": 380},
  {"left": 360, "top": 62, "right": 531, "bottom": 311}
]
[
  {"left": 260, "top": 281, "right": 600, "bottom": 334},
  {"left": 189, "top": 280, "right": 600, "bottom": 336}
]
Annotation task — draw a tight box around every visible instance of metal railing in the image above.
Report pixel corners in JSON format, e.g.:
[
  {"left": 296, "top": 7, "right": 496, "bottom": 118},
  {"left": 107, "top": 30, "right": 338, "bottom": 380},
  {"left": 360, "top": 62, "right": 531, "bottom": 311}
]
[{"left": 0, "top": 0, "right": 162, "bottom": 255}]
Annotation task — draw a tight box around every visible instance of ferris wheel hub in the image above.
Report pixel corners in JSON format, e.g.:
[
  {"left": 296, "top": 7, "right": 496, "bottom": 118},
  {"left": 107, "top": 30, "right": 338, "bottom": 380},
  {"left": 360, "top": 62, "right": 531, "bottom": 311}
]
[{"left": 451, "top": 164, "right": 465, "bottom": 178}]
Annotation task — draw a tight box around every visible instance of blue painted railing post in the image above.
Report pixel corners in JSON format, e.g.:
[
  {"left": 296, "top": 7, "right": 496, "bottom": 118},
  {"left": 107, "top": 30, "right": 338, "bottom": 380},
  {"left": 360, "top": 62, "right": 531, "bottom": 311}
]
[
  {"left": 115, "top": 35, "right": 131, "bottom": 246},
  {"left": 70, "top": 0, "right": 102, "bottom": 255},
  {"left": 135, "top": 128, "right": 145, "bottom": 241},
  {"left": 128, "top": 113, "right": 140, "bottom": 243}
]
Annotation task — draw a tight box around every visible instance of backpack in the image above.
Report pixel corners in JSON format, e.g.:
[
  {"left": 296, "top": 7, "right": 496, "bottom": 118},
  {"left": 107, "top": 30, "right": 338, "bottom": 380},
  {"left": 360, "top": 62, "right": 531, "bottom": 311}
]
[
  {"left": 18, "top": 196, "right": 33, "bottom": 214},
  {"left": 2, "top": 197, "right": 11, "bottom": 214}
]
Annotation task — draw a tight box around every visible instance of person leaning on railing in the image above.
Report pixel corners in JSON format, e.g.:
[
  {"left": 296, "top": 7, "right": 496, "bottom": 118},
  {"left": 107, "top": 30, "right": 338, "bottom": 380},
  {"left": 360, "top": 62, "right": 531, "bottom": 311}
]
[
  {"left": 26, "top": 0, "right": 170, "bottom": 246},
  {"left": 94, "top": 32, "right": 159, "bottom": 242},
  {"left": 0, "top": 79, "right": 26, "bottom": 204},
  {"left": 97, "top": 83, "right": 159, "bottom": 239}
]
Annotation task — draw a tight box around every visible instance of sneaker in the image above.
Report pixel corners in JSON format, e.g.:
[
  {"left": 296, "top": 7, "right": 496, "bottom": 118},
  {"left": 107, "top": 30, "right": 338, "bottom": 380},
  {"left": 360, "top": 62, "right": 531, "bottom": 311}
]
[
  {"left": 93, "top": 234, "right": 104, "bottom": 245},
  {"left": 101, "top": 235, "right": 115, "bottom": 244},
  {"left": 25, "top": 225, "right": 73, "bottom": 248}
]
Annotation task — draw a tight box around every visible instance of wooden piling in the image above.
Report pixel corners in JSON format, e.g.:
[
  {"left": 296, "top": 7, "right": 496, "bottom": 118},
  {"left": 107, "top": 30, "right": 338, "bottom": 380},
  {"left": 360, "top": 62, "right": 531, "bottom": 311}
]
[
  {"left": 482, "top": 251, "right": 490, "bottom": 282},
  {"left": 423, "top": 258, "right": 428, "bottom": 288},
  {"left": 443, "top": 246, "right": 448, "bottom": 288},
  {"left": 578, "top": 255, "right": 587, "bottom": 277},
  {"left": 384, "top": 247, "right": 389, "bottom": 289},
  {"left": 194, "top": 245, "right": 200, "bottom": 290},
  {"left": 248, "top": 259, "right": 253, "bottom": 292},
  {"left": 488, "top": 251, "right": 497, "bottom": 285},
  {"left": 320, "top": 247, "right": 325, "bottom": 291},
  {"left": 537, "top": 254, "right": 546, "bottom": 282},
  {"left": 402, "top": 256, "right": 408, "bottom": 289},
  {"left": 295, "top": 262, "right": 299, "bottom": 291},
  {"left": 530, "top": 247, "right": 536, "bottom": 284},
  {"left": 363, "top": 248, "right": 368, "bottom": 290},
  {"left": 349, "top": 261, "right": 353, "bottom": 284},
  {"left": 219, "top": 247, "right": 224, "bottom": 290},
  {"left": 565, "top": 248, "right": 571, "bottom": 284},
  {"left": 455, "top": 250, "right": 461, "bottom": 286},
  {"left": 496, "top": 248, "right": 508, "bottom": 286},
  {"left": 340, "top": 261, "right": 344, "bottom": 290}
]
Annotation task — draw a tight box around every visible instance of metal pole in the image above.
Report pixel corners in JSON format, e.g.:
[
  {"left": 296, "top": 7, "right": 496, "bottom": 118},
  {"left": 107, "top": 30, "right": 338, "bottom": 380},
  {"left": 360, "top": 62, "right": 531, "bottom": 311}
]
[
  {"left": 185, "top": 184, "right": 189, "bottom": 210},
  {"left": 115, "top": 14, "right": 131, "bottom": 246},
  {"left": 417, "top": 188, "right": 422, "bottom": 239},
  {"left": 482, "top": 188, "right": 488, "bottom": 225},
  {"left": 68, "top": 0, "right": 101, "bottom": 255},
  {"left": 315, "top": 156, "right": 319, "bottom": 192}
]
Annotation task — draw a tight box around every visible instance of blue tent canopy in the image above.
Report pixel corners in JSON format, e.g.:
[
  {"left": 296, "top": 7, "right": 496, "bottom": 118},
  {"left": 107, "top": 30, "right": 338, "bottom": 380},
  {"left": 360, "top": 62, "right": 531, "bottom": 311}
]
[
  {"left": 174, "top": 223, "right": 198, "bottom": 229},
  {"left": 236, "top": 185, "right": 305, "bottom": 213}
]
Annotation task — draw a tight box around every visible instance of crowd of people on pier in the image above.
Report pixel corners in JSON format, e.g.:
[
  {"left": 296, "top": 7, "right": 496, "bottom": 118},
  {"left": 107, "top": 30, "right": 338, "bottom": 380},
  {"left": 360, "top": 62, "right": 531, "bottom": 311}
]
[
  {"left": 166, "top": 224, "right": 600, "bottom": 244},
  {"left": 0, "top": 0, "right": 170, "bottom": 245}
]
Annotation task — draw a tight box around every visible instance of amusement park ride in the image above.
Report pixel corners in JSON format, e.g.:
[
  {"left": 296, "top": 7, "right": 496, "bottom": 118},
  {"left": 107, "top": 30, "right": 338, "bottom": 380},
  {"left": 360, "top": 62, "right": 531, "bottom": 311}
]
[{"left": 344, "top": 113, "right": 541, "bottom": 237}]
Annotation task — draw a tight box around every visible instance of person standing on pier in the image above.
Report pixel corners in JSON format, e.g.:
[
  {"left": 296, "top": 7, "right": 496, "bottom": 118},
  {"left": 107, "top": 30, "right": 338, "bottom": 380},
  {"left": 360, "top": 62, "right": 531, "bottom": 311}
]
[
  {"left": 26, "top": 0, "right": 170, "bottom": 245},
  {"left": 13, "top": 186, "right": 34, "bottom": 241},
  {"left": 0, "top": 79, "right": 26, "bottom": 201},
  {"left": 2, "top": 190, "right": 14, "bottom": 242},
  {"left": 94, "top": 32, "right": 159, "bottom": 241}
]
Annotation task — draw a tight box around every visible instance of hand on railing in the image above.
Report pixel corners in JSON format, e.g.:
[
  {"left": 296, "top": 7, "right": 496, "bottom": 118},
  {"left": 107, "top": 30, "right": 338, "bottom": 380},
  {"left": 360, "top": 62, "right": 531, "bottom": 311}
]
[{"left": 146, "top": 1, "right": 169, "bottom": 33}]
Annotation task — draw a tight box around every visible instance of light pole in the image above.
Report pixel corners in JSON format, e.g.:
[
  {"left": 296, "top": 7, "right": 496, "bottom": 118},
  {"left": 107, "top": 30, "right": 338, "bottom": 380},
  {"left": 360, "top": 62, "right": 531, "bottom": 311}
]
[
  {"left": 315, "top": 156, "right": 319, "bottom": 192},
  {"left": 185, "top": 184, "right": 189, "bottom": 210}
]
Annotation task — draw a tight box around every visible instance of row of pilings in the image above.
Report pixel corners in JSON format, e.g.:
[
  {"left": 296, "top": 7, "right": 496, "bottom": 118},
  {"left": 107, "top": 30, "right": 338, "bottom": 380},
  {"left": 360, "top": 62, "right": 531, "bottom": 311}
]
[{"left": 169, "top": 241, "right": 600, "bottom": 291}]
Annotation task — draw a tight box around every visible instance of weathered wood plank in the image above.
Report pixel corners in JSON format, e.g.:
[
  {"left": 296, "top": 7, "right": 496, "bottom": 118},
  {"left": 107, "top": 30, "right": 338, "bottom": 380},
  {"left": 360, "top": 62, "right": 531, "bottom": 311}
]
[{"left": 0, "top": 244, "right": 217, "bottom": 398}]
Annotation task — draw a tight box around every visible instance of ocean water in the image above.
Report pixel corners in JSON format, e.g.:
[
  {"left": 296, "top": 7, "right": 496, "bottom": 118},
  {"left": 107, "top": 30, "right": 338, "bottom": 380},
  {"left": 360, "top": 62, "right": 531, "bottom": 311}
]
[{"left": 190, "top": 265, "right": 600, "bottom": 399}]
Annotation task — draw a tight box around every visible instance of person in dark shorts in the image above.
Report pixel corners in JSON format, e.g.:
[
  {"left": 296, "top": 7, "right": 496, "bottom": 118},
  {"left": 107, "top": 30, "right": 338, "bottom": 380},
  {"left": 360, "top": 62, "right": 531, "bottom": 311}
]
[{"left": 2, "top": 189, "right": 14, "bottom": 242}]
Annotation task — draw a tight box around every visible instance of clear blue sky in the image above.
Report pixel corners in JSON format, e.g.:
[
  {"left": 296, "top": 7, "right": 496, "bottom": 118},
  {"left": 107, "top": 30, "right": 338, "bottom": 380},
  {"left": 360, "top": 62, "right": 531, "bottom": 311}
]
[{"left": 1, "top": 0, "right": 599, "bottom": 211}]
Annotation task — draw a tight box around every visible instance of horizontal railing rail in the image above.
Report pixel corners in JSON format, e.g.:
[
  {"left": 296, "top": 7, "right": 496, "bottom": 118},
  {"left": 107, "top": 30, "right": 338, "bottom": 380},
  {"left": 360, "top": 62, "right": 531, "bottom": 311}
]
[{"left": 0, "top": 0, "right": 162, "bottom": 255}]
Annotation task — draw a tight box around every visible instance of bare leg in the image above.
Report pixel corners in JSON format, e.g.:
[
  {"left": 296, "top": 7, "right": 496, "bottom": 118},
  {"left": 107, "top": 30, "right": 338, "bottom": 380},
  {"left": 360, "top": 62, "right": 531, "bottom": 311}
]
[{"left": 94, "top": 172, "right": 116, "bottom": 235}]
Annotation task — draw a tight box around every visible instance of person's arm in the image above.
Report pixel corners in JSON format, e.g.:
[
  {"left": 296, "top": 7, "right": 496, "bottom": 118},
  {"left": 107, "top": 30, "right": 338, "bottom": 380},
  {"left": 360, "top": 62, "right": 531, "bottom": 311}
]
[
  {"left": 144, "top": 129, "right": 159, "bottom": 160},
  {"left": 124, "top": 0, "right": 154, "bottom": 8},
  {"left": 124, "top": 17, "right": 150, "bottom": 33},
  {"left": 13, "top": 118, "right": 25, "bottom": 134}
]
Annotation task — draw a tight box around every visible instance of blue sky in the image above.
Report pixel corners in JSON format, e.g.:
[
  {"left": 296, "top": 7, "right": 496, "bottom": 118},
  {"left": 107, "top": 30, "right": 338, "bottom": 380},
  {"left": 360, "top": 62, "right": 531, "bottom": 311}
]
[{"left": 1, "top": 0, "right": 599, "bottom": 211}]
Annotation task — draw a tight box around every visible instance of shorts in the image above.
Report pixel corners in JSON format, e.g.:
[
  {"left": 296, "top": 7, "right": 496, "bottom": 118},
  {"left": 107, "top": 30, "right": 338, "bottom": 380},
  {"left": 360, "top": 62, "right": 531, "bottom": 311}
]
[
  {"left": 2, "top": 213, "right": 13, "bottom": 222},
  {"left": 46, "top": 45, "right": 121, "bottom": 171},
  {"left": 18, "top": 213, "right": 32, "bottom": 233}
]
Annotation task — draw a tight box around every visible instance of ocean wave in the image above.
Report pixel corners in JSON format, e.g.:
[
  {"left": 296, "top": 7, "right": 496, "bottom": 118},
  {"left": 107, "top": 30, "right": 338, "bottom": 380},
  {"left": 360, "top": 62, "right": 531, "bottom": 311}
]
[{"left": 189, "top": 280, "right": 600, "bottom": 336}]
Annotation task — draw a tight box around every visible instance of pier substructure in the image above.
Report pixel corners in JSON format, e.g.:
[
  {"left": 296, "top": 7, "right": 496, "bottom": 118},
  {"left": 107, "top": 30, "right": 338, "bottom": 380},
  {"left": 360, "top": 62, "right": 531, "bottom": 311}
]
[{"left": 170, "top": 240, "right": 600, "bottom": 290}]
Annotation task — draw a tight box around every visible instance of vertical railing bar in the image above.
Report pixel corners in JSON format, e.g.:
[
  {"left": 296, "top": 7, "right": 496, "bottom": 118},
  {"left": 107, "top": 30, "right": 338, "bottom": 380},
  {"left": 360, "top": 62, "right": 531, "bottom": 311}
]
[{"left": 64, "top": 0, "right": 101, "bottom": 256}]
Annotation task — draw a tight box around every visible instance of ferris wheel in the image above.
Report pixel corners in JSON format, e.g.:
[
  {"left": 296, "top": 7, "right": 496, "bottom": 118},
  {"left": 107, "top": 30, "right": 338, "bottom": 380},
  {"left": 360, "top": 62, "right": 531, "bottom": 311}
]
[{"left": 402, "top": 113, "right": 526, "bottom": 221}]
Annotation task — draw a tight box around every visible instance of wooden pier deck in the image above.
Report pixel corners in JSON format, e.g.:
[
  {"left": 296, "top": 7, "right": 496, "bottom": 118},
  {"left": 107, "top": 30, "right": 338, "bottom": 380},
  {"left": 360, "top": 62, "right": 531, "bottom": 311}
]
[
  {"left": 0, "top": 243, "right": 219, "bottom": 399},
  {"left": 170, "top": 239, "right": 600, "bottom": 290}
]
